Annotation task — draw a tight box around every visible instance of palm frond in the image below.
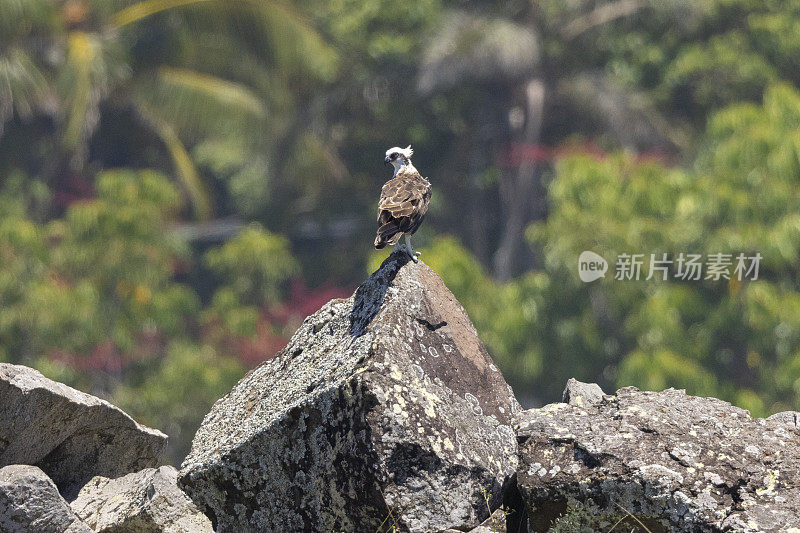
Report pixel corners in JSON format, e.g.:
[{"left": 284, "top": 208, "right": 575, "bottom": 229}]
[
  {"left": 559, "top": 72, "right": 691, "bottom": 151},
  {"left": 0, "top": 0, "right": 59, "bottom": 40},
  {"left": 62, "top": 32, "right": 94, "bottom": 150},
  {"left": 179, "top": 1, "right": 338, "bottom": 82},
  {"left": 112, "top": 0, "right": 338, "bottom": 81},
  {"left": 178, "top": 30, "right": 292, "bottom": 111},
  {"left": 0, "top": 48, "right": 51, "bottom": 133},
  {"left": 417, "top": 10, "right": 540, "bottom": 95},
  {"left": 561, "top": 0, "right": 644, "bottom": 39},
  {"left": 137, "top": 104, "right": 213, "bottom": 220},
  {"left": 253, "top": 1, "right": 339, "bottom": 82},
  {"left": 159, "top": 66, "right": 265, "bottom": 117},
  {"left": 135, "top": 67, "right": 267, "bottom": 141},
  {"left": 58, "top": 31, "right": 129, "bottom": 152},
  {"left": 110, "top": 0, "right": 213, "bottom": 28}
]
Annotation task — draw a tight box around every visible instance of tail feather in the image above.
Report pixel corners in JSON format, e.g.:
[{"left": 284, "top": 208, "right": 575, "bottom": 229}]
[{"left": 374, "top": 229, "right": 403, "bottom": 249}]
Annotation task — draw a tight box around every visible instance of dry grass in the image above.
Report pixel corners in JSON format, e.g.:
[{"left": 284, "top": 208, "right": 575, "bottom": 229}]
[{"left": 608, "top": 501, "right": 654, "bottom": 533}]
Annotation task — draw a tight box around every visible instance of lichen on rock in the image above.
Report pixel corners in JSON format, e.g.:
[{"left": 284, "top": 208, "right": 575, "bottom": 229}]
[
  {"left": 515, "top": 385, "right": 800, "bottom": 532},
  {"left": 71, "top": 466, "right": 213, "bottom": 532},
  {"left": 179, "top": 249, "right": 520, "bottom": 532},
  {"left": 0, "top": 464, "right": 91, "bottom": 533},
  {"left": 0, "top": 363, "right": 167, "bottom": 500}
]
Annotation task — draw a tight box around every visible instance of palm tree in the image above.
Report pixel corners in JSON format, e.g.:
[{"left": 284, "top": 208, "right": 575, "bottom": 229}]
[
  {"left": 0, "top": 0, "right": 338, "bottom": 220},
  {"left": 415, "top": 2, "right": 702, "bottom": 280}
]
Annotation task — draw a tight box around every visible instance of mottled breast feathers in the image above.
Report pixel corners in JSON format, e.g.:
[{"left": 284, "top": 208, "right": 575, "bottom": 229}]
[{"left": 374, "top": 168, "right": 432, "bottom": 249}]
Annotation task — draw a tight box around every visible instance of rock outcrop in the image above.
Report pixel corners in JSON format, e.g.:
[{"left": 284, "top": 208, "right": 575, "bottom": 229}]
[
  {"left": 4, "top": 253, "right": 800, "bottom": 533},
  {"left": 515, "top": 383, "right": 800, "bottom": 532},
  {"left": 0, "top": 363, "right": 167, "bottom": 499},
  {"left": 0, "top": 465, "right": 90, "bottom": 532},
  {"left": 179, "top": 250, "right": 521, "bottom": 532},
  {"left": 71, "top": 466, "right": 213, "bottom": 533}
]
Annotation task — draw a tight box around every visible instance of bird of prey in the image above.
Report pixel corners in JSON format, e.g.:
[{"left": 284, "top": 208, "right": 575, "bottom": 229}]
[{"left": 374, "top": 145, "right": 431, "bottom": 261}]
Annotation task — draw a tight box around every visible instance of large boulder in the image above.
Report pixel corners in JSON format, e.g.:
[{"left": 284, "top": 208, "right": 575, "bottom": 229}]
[
  {"left": 179, "top": 250, "right": 521, "bottom": 532},
  {"left": 0, "top": 363, "right": 167, "bottom": 499},
  {"left": 0, "top": 464, "right": 91, "bottom": 532},
  {"left": 71, "top": 466, "right": 213, "bottom": 533},
  {"left": 515, "top": 385, "right": 800, "bottom": 532}
]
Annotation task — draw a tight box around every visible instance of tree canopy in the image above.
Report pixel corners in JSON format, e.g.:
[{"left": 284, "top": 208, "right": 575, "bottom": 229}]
[{"left": 3, "top": 0, "right": 800, "bottom": 464}]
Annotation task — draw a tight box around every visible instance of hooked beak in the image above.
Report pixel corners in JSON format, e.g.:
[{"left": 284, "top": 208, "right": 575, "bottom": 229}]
[{"left": 384, "top": 156, "right": 392, "bottom": 165}]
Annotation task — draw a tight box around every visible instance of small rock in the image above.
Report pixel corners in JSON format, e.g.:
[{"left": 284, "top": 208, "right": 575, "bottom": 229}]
[
  {"left": 440, "top": 508, "right": 506, "bottom": 532},
  {"left": 469, "top": 508, "right": 507, "bottom": 532},
  {"left": 0, "top": 363, "right": 167, "bottom": 499},
  {"left": 71, "top": 466, "right": 212, "bottom": 533},
  {"left": 766, "top": 411, "right": 800, "bottom": 429},
  {"left": 0, "top": 464, "right": 90, "bottom": 532},
  {"left": 561, "top": 378, "right": 605, "bottom": 407}
]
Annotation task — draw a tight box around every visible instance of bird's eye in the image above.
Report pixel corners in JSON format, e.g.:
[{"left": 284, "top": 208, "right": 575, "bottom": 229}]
[{"left": 391, "top": 152, "right": 398, "bottom": 158}]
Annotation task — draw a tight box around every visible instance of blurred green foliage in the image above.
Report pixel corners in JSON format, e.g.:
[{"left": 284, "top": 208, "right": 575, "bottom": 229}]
[
  {"left": 1, "top": 170, "right": 194, "bottom": 366},
  {"left": 4, "top": 0, "right": 800, "bottom": 465},
  {"left": 113, "top": 341, "right": 245, "bottom": 463},
  {"left": 421, "top": 83, "right": 800, "bottom": 415},
  {"left": 205, "top": 224, "right": 297, "bottom": 308},
  {"left": 0, "top": 168, "right": 303, "bottom": 461}
]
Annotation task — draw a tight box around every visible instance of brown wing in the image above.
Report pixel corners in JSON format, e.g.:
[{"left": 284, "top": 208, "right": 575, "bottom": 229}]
[{"left": 374, "top": 170, "right": 431, "bottom": 249}]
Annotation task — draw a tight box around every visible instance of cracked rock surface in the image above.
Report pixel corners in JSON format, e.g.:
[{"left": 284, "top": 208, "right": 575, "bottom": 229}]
[
  {"left": 515, "top": 384, "right": 800, "bottom": 532},
  {"left": 179, "top": 249, "right": 520, "bottom": 532},
  {"left": 0, "top": 363, "right": 167, "bottom": 500},
  {"left": 0, "top": 464, "right": 90, "bottom": 532},
  {"left": 71, "top": 466, "right": 213, "bottom": 533}
]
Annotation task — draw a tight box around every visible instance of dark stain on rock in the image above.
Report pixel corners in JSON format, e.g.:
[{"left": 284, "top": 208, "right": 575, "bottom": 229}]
[
  {"left": 415, "top": 317, "right": 447, "bottom": 331},
  {"left": 349, "top": 250, "right": 409, "bottom": 338}
]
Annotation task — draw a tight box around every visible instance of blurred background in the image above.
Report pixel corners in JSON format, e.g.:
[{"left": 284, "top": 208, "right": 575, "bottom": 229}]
[{"left": 3, "top": 0, "right": 800, "bottom": 465}]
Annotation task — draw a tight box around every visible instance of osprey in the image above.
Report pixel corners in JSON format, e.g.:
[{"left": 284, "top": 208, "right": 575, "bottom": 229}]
[{"left": 374, "top": 145, "right": 431, "bottom": 261}]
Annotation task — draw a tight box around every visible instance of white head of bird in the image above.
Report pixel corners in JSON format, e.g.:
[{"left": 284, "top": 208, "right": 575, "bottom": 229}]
[{"left": 384, "top": 145, "right": 416, "bottom": 176}]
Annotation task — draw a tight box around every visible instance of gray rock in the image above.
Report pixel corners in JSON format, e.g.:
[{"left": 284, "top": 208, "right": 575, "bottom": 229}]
[
  {"left": 71, "top": 466, "right": 212, "bottom": 533},
  {"left": 0, "top": 464, "right": 91, "bottom": 532},
  {"left": 441, "top": 508, "right": 507, "bottom": 533},
  {"left": 560, "top": 378, "right": 604, "bottom": 407},
  {"left": 471, "top": 509, "right": 507, "bottom": 532},
  {"left": 0, "top": 363, "right": 167, "bottom": 500},
  {"left": 515, "top": 385, "right": 800, "bottom": 532},
  {"left": 766, "top": 410, "right": 800, "bottom": 429},
  {"left": 180, "top": 250, "right": 521, "bottom": 532}
]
